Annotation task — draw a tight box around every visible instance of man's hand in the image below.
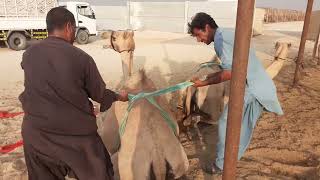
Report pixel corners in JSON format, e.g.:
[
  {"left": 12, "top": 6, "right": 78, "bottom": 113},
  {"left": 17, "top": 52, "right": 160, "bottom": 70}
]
[
  {"left": 191, "top": 71, "right": 231, "bottom": 87},
  {"left": 117, "top": 90, "right": 129, "bottom": 102},
  {"left": 191, "top": 77, "right": 207, "bottom": 88}
]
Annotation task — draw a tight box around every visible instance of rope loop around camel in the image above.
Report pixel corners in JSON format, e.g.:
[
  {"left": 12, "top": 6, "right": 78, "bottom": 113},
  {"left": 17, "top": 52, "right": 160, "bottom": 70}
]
[{"left": 118, "top": 81, "right": 194, "bottom": 137}]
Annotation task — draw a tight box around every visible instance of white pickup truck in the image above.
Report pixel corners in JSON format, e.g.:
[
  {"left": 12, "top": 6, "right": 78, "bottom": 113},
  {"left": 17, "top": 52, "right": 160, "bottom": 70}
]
[{"left": 0, "top": 0, "right": 97, "bottom": 50}]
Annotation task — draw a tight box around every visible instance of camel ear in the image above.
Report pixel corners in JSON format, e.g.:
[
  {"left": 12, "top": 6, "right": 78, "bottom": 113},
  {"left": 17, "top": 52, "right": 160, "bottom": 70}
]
[
  {"left": 275, "top": 41, "right": 280, "bottom": 48},
  {"left": 288, "top": 43, "right": 292, "bottom": 48}
]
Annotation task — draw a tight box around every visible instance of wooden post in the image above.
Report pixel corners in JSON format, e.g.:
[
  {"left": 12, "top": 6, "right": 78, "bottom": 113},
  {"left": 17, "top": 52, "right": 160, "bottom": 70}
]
[
  {"left": 222, "top": 0, "right": 255, "bottom": 179},
  {"left": 313, "top": 24, "right": 320, "bottom": 64},
  {"left": 293, "top": 0, "right": 314, "bottom": 86}
]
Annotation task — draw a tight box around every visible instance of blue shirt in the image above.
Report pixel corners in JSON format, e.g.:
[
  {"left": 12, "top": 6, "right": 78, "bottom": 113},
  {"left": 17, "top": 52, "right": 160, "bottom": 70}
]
[{"left": 213, "top": 28, "right": 283, "bottom": 115}]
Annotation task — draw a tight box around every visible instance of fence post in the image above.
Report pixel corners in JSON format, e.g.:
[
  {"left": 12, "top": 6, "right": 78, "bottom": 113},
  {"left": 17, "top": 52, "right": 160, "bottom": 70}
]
[
  {"left": 222, "top": 0, "right": 255, "bottom": 179},
  {"left": 293, "top": 0, "right": 314, "bottom": 86},
  {"left": 313, "top": 24, "right": 320, "bottom": 62}
]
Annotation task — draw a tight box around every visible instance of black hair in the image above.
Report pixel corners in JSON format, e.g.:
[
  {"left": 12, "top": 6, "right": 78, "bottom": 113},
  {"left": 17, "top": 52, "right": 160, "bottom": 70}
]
[
  {"left": 46, "top": 7, "right": 75, "bottom": 33},
  {"left": 188, "top": 12, "right": 218, "bottom": 35}
]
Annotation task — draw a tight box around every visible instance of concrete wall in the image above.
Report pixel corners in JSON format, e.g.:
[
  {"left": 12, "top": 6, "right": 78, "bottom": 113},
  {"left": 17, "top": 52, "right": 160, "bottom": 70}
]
[
  {"left": 253, "top": 8, "right": 266, "bottom": 35},
  {"left": 129, "top": 1, "right": 185, "bottom": 32},
  {"left": 92, "top": 6, "right": 129, "bottom": 30},
  {"left": 86, "top": 0, "right": 238, "bottom": 32},
  {"left": 307, "top": 10, "right": 320, "bottom": 41},
  {"left": 58, "top": 0, "right": 268, "bottom": 34},
  {"left": 130, "top": 0, "right": 238, "bottom": 32},
  {"left": 188, "top": 1, "right": 238, "bottom": 29}
]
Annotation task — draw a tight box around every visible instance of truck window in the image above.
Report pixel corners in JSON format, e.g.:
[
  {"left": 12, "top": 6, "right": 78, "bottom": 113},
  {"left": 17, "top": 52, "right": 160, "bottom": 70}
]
[{"left": 77, "top": 6, "right": 95, "bottom": 19}]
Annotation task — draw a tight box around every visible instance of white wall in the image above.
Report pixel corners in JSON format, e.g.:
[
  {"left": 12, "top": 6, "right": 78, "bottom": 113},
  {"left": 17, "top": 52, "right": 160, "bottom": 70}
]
[
  {"left": 129, "top": 1, "right": 185, "bottom": 32},
  {"left": 307, "top": 10, "right": 320, "bottom": 41},
  {"left": 188, "top": 0, "right": 238, "bottom": 29},
  {"left": 92, "top": 6, "right": 129, "bottom": 30},
  {"left": 71, "top": 0, "right": 238, "bottom": 32},
  {"left": 128, "top": 0, "right": 238, "bottom": 32}
]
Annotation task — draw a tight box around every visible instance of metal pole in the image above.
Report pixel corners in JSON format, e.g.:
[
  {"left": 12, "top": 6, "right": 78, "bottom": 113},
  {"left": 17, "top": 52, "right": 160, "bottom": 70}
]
[
  {"left": 222, "top": 0, "right": 255, "bottom": 179},
  {"left": 293, "top": 0, "right": 314, "bottom": 86}
]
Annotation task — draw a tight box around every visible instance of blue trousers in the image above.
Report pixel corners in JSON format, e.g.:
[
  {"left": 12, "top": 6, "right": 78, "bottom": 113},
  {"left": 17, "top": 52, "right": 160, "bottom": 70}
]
[{"left": 215, "top": 91, "right": 264, "bottom": 169}]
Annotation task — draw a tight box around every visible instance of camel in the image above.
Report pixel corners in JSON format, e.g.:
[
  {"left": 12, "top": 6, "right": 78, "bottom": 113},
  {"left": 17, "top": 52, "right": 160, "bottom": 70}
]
[
  {"left": 266, "top": 41, "right": 292, "bottom": 79},
  {"left": 177, "top": 42, "right": 291, "bottom": 132},
  {"left": 101, "top": 30, "right": 135, "bottom": 81},
  {"left": 176, "top": 56, "right": 227, "bottom": 128},
  {"left": 101, "top": 69, "right": 189, "bottom": 180}
]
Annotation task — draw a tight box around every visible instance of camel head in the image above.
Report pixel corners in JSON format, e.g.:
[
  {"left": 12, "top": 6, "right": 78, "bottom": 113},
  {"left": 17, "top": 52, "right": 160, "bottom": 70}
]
[
  {"left": 274, "top": 41, "right": 292, "bottom": 60},
  {"left": 101, "top": 30, "right": 135, "bottom": 53},
  {"left": 101, "top": 30, "right": 135, "bottom": 81},
  {"left": 121, "top": 69, "right": 156, "bottom": 94}
]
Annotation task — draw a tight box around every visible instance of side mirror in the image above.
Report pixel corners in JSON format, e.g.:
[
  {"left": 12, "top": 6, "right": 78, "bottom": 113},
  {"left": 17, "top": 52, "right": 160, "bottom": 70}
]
[{"left": 92, "top": 11, "right": 96, "bottom": 19}]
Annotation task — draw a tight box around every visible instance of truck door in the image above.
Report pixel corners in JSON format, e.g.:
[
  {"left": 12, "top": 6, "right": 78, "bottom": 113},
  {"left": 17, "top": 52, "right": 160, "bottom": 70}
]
[{"left": 76, "top": 5, "right": 97, "bottom": 36}]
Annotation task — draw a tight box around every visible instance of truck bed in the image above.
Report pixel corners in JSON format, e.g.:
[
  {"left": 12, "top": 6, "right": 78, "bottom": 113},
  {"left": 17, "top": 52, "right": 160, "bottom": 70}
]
[{"left": 0, "top": 18, "right": 46, "bottom": 30}]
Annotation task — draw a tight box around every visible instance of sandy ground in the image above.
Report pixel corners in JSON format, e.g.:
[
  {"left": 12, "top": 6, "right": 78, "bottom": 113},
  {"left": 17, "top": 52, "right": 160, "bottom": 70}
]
[
  {"left": 182, "top": 56, "right": 320, "bottom": 180},
  {"left": 0, "top": 22, "right": 320, "bottom": 179}
]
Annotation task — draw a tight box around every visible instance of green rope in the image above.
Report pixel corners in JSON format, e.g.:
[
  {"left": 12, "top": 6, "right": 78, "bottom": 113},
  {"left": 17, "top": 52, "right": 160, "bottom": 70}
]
[
  {"left": 119, "top": 81, "right": 194, "bottom": 137},
  {"left": 118, "top": 61, "right": 220, "bottom": 136}
]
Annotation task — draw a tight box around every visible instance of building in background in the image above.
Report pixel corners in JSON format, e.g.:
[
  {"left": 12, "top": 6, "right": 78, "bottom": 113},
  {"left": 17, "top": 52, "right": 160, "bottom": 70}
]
[{"left": 59, "top": 0, "right": 238, "bottom": 32}]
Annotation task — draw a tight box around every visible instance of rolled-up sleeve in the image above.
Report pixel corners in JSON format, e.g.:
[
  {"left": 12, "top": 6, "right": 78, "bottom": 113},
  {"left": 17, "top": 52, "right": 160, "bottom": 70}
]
[{"left": 84, "top": 58, "right": 117, "bottom": 112}]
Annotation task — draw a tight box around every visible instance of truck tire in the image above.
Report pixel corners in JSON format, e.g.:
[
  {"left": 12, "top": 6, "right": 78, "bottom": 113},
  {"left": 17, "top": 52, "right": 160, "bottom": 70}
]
[
  {"left": 76, "top": 29, "right": 89, "bottom": 44},
  {"left": 8, "top": 32, "right": 27, "bottom": 51}
]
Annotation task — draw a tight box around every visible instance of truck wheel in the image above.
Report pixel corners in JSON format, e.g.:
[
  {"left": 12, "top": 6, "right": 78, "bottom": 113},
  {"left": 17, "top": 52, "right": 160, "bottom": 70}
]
[
  {"left": 76, "top": 30, "right": 89, "bottom": 44},
  {"left": 8, "top": 32, "right": 27, "bottom": 51}
]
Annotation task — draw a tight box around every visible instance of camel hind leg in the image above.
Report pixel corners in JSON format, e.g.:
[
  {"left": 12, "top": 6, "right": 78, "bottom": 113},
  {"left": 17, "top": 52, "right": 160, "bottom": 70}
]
[
  {"left": 163, "top": 143, "right": 189, "bottom": 179},
  {"left": 118, "top": 151, "right": 153, "bottom": 180}
]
